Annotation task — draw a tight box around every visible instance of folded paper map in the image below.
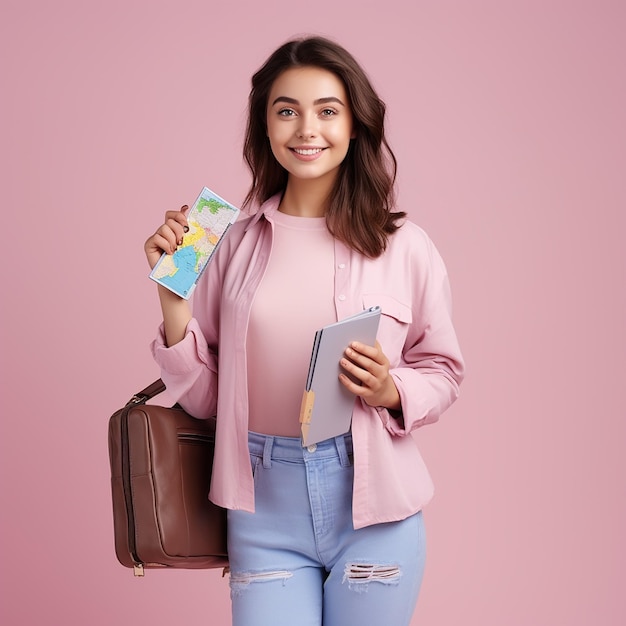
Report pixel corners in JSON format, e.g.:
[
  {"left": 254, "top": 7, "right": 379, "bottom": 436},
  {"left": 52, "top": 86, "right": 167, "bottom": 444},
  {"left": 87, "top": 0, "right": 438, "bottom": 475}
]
[{"left": 149, "top": 187, "right": 240, "bottom": 299}]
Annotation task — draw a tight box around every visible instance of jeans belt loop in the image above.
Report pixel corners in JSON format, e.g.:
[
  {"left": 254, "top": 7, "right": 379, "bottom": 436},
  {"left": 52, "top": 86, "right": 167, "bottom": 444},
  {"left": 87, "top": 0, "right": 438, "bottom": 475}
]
[
  {"left": 334, "top": 435, "right": 350, "bottom": 468},
  {"left": 262, "top": 436, "right": 274, "bottom": 469}
]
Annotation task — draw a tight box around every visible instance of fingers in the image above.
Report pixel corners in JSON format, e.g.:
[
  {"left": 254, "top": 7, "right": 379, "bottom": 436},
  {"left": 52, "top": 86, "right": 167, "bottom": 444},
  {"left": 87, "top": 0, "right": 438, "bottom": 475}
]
[
  {"left": 339, "top": 354, "right": 379, "bottom": 390},
  {"left": 343, "top": 341, "right": 387, "bottom": 372},
  {"left": 340, "top": 341, "right": 386, "bottom": 387},
  {"left": 144, "top": 205, "right": 190, "bottom": 269},
  {"left": 165, "top": 205, "right": 190, "bottom": 243},
  {"left": 339, "top": 340, "right": 400, "bottom": 409},
  {"left": 165, "top": 213, "right": 186, "bottom": 246}
]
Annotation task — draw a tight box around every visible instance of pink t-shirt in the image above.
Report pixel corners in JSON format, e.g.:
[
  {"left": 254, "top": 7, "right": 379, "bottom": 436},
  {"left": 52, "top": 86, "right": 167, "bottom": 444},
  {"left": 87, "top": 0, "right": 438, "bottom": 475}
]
[{"left": 246, "top": 210, "right": 336, "bottom": 436}]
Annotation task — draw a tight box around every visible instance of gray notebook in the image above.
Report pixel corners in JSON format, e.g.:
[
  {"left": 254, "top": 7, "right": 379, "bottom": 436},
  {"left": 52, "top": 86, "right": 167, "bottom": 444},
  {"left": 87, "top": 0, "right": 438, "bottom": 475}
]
[{"left": 300, "top": 306, "right": 381, "bottom": 447}]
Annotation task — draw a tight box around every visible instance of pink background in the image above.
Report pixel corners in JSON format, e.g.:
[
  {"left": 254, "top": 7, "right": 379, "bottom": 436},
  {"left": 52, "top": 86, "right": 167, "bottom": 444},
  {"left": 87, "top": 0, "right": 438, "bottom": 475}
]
[{"left": 1, "top": 0, "right": 624, "bottom": 624}]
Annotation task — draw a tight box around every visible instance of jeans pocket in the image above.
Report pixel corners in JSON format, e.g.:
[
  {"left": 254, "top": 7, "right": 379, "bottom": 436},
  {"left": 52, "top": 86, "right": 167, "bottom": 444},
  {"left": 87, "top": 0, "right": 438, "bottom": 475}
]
[{"left": 250, "top": 453, "right": 261, "bottom": 479}]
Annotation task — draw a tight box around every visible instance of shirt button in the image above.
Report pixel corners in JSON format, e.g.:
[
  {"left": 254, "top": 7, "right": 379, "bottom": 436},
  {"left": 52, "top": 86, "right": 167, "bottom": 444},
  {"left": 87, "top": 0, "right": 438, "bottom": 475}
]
[
  {"left": 307, "top": 444, "right": 317, "bottom": 453},
  {"left": 338, "top": 294, "right": 346, "bottom": 301},
  {"left": 338, "top": 263, "right": 346, "bottom": 269}
]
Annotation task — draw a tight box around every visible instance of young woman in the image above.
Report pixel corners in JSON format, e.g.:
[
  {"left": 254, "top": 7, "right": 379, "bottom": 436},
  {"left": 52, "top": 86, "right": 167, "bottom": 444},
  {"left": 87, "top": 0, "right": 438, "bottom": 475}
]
[{"left": 145, "top": 36, "right": 464, "bottom": 626}]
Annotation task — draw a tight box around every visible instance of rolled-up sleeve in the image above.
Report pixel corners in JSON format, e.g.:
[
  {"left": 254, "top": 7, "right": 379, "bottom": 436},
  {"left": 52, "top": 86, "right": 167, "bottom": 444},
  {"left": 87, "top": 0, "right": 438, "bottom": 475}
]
[
  {"left": 379, "top": 233, "right": 465, "bottom": 436},
  {"left": 150, "top": 317, "right": 219, "bottom": 419}
]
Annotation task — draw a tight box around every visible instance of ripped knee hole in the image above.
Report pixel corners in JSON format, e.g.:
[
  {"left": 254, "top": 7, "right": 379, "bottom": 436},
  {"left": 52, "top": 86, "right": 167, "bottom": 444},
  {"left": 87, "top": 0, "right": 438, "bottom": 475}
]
[{"left": 344, "top": 563, "right": 401, "bottom": 582}]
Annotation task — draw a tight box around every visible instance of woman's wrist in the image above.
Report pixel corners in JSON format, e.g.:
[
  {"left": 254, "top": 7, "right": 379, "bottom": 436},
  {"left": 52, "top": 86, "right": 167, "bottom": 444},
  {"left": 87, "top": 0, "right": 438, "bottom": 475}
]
[{"left": 158, "top": 285, "right": 192, "bottom": 347}]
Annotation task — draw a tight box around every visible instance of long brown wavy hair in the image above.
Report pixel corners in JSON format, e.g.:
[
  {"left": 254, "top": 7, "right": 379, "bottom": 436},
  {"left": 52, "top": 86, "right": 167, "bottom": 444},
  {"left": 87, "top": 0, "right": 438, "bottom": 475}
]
[{"left": 242, "top": 36, "right": 406, "bottom": 258}]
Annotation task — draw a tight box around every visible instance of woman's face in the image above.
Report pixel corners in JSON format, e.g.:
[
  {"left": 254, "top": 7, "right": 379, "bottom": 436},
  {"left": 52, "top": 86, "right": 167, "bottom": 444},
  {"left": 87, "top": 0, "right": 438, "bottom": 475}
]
[{"left": 266, "top": 66, "right": 354, "bottom": 186}]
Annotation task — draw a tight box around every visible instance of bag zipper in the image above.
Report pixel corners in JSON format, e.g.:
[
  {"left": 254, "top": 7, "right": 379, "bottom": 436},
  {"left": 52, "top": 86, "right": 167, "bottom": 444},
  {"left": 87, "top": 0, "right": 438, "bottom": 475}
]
[{"left": 120, "top": 404, "right": 144, "bottom": 575}]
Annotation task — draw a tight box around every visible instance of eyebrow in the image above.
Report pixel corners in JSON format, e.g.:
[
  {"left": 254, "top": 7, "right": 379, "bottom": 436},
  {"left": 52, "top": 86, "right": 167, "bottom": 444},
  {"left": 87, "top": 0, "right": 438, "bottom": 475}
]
[{"left": 271, "top": 96, "right": 346, "bottom": 107}]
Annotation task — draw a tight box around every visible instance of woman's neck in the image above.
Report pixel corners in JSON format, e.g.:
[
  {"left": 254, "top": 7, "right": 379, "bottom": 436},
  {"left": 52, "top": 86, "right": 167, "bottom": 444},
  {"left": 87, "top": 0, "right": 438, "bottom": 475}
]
[{"left": 278, "top": 177, "right": 334, "bottom": 217}]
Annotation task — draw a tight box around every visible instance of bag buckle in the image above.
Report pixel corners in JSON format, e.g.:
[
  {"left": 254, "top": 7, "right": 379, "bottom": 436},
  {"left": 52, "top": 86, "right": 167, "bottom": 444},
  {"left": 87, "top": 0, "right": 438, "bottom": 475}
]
[{"left": 128, "top": 393, "right": 149, "bottom": 406}]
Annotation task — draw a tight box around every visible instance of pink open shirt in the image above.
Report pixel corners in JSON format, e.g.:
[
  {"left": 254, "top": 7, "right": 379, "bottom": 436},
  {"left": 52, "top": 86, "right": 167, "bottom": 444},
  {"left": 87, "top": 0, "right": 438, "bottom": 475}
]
[{"left": 152, "top": 195, "right": 465, "bottom": 529}]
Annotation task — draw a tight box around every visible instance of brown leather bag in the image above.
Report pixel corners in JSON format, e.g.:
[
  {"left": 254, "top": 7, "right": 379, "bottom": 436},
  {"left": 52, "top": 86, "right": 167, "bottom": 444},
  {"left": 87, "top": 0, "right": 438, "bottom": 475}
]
[{"left": 108, "top": 380, "right": 228, "bottom": 576}]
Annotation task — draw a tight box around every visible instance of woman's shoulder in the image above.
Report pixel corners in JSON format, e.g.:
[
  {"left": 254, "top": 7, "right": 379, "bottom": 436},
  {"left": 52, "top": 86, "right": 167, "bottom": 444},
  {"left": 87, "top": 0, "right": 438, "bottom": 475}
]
[
  {"left": 390, "top": 218, "right": 438, "bottom": 256},
  {"left": 384, "top": 219, "right": 450, "bottom": 281},
  {"left": 230, "top": 212, "right": 255, "bottom": 235},
  {"left": 233, "top": 193, "right": 281, "bottom": 234},
  {"left": 214, "top": 194, "right": 280, "bottom": 261}
]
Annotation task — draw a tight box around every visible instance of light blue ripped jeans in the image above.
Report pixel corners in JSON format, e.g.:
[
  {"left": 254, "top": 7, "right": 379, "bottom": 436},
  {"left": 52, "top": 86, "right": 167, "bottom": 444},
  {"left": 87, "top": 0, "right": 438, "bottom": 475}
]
[{"left": 227, "top": 431, "right": 426, "bottom": 626}]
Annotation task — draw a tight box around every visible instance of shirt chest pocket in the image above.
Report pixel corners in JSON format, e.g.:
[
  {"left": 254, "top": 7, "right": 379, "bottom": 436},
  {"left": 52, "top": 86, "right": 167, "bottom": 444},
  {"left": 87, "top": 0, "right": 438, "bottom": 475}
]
[{"left": 362, "top": 293, "right": 413, "bottom": 367}]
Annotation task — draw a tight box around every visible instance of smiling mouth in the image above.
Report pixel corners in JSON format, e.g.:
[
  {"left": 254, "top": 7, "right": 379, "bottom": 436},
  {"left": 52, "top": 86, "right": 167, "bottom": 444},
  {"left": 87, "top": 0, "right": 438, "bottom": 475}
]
[{"left": 291, "top": 147, "right": 325, "bottom": 156}]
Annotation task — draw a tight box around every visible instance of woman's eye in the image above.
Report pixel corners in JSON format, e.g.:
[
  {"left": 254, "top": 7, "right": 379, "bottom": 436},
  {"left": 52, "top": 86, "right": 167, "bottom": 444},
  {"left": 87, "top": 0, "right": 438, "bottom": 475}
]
[
  {"left": 278, "top": 108, "right": 296, "bottom": 117},
  {"left": 320, "top": 108, "right": 337, "bottom": 117}
]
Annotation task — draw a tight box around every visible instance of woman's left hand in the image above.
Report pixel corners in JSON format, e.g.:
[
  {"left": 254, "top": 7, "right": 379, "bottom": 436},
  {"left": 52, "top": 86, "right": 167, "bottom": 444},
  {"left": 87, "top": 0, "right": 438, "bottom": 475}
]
[{"left": 339, "top": 341, "right": 401, "bottom": 410}]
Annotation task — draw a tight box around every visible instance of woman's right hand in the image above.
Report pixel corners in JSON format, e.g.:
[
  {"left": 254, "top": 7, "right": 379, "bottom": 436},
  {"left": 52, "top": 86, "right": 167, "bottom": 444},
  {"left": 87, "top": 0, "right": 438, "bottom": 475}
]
[
  {"left": 144, "top": 205, "right": 190, "bottom": 269},
  {"left": 144, "top": 204, "right": 193, "bottom": 347}
]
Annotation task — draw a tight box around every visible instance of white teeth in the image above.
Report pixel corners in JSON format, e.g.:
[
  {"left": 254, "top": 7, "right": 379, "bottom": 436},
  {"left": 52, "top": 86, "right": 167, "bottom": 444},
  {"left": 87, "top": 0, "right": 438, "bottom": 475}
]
[{"left": 293, "top": 148, "right": 323, "bottom": 155}]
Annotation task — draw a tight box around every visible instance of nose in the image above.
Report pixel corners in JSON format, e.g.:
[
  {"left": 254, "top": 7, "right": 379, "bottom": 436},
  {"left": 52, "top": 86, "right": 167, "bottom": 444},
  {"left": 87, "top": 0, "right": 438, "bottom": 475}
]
[{"left": 296, "top": 112, "right": 317, "bottom": 139}]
